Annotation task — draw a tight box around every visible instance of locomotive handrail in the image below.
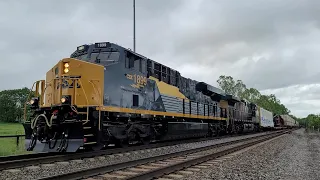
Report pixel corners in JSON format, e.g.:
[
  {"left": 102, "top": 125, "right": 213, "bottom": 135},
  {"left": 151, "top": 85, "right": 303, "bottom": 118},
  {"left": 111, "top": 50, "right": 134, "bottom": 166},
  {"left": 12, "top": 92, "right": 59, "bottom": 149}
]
[
  {"left": 53, "top": 76, "right": 91, "bottom": 125},
  {"left": 76, "top": 79, "right": 90, "bottom": 125},
  {"left": 88, "top": 79, "right": 102, "bottom": 130},
  {"left": 23, "top": 80, "right": 45, "bottom": 122},
  {"left": 23, "top": 81, "right": 36, "bottom": 121}
]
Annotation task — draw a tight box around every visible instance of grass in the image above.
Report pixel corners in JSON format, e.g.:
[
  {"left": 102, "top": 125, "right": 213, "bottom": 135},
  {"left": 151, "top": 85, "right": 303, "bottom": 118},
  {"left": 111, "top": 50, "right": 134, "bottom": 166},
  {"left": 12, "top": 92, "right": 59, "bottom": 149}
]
[{"left": 0, "top": 122, "right": 29, "bottom": 156}]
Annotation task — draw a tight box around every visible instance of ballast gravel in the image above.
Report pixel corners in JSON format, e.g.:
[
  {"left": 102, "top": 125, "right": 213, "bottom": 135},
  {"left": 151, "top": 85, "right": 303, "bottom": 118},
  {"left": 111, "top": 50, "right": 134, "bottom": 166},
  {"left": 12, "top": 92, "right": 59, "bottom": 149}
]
[
  {"left": 183, "top": 128, "right": 320, "bottom": 180},
  {"left": 0, "top": 131, "right": 274, "bottom": 180}
]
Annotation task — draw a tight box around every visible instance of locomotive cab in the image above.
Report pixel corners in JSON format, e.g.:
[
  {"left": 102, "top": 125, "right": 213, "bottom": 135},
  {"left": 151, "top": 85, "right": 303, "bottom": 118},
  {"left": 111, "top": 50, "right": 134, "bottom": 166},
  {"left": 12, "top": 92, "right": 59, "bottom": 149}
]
[{"left": 23, "top": 57, "right": 104, "bottom": 152}]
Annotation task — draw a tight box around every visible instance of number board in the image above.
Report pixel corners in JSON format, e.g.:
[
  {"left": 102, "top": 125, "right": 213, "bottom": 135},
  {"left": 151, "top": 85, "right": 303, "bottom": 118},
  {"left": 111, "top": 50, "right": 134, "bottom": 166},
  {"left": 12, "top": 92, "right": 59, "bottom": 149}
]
[{"left": 56, "top": 79, "right": 81, "bottom": 89}]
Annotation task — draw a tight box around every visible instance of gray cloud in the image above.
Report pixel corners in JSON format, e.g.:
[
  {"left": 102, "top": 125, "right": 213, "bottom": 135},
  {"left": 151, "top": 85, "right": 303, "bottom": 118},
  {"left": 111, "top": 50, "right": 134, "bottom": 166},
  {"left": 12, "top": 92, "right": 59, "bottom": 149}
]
[
  {"left": 171, "top": 0, "right": 320, "bottom": 90},
  {"left": 1, "top": 0, "right": 320, "bottom": 117},
  {"left": 0, "top": 0, "right": 181, "bottom": 90},
  {"left": 261, "top": 84, "right": 320, "bottom": 117}
]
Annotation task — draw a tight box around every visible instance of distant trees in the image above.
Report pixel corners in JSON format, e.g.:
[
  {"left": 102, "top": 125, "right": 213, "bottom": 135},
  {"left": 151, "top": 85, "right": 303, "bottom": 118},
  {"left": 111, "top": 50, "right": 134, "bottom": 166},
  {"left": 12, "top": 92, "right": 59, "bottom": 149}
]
[
  {"left": 0, "top": 88, "right": 32, "bottom": 123},
  {"left": 217, "top": 75, "right": 290, "bottom": 115},
  {"left": 297, "top": 114, "right": 320, "bottom": 130}
]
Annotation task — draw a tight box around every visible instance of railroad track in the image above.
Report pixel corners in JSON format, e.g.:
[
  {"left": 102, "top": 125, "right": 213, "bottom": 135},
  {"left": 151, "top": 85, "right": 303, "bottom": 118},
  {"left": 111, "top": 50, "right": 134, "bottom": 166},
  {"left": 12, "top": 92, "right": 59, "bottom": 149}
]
[
  {"left": 0, "top": 130, "right": 276, "bottom": 171},
  {"left": 40, "top": 130, "right": 290, "bottom": 180}
]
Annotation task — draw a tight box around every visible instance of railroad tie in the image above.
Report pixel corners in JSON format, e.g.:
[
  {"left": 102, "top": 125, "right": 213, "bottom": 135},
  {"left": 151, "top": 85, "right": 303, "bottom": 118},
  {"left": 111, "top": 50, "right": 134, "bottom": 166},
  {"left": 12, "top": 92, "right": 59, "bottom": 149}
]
[
  {"left": 114, "top": 170, "right": 139, "bottom": 176},
  {"left": 136, "top": 165, "right": 159, "bottom": 169},
  {"left": 99, "top": 173, "right": 127, "bottom": 179},
  {"left": 176, "top": 170, "right": 194, "bottom": 175},
  {"left": 127, "top": 167, "right": 150, "bottom": 172},
  {"left": 164, "top": 174, "right": 184, "bottom": 179}
]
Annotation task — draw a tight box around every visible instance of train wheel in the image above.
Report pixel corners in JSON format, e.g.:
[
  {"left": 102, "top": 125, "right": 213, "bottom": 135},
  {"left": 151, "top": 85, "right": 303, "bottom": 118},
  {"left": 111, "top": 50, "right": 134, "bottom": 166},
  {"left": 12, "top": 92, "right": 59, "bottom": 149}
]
[
  {"left": 235, "top": 125, "right": 240, "bottom": 134},
  {"left": 141, "top": 136, "right": 151, "bottom": 145},
  {"left": 91, "top": 143, "right": 104, "bottom": 151},
  {"left": 117, "top": 139, "right": 129, "bottom": 148}
]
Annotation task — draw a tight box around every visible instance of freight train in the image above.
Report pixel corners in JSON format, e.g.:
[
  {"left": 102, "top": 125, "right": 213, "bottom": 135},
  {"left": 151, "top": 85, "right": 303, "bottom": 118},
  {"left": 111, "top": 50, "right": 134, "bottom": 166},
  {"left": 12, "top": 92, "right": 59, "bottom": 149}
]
[{"left": 22, "top": 42, "right": 298, "bottom": 153}]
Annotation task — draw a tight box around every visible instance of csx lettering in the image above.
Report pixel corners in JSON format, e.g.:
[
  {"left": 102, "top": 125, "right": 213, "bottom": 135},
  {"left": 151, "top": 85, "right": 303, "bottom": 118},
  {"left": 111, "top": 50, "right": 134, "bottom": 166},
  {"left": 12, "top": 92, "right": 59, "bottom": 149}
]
[
  {"left": 56, "top": 80, "right": 81, "bottom": 89},
  {"left": 126, "top": 74, "right": 133, "bottom": 80}
]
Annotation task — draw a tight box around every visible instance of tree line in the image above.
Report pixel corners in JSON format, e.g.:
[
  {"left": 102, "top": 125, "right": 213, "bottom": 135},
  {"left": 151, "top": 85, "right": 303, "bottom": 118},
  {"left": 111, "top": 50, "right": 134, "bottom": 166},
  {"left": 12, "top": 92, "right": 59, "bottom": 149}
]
[
  {"left": 0, "top": 75, "right": 318, "bottom": 129},
  {"left": 0, "top": 87, "right": 31, "bottom": 123},
  {"left": 217, "top": 75, "right": 317, "bottom": 129},
  {"left": 217, "top": 75, "right": 290, "bottom": 115}
]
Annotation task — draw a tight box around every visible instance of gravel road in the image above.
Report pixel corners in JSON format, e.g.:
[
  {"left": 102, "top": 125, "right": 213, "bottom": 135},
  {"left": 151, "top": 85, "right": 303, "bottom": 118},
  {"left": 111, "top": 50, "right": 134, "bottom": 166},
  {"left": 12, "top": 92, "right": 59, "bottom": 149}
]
[{"left": 183, "top": 128, "right": 320, "bottom": 180}]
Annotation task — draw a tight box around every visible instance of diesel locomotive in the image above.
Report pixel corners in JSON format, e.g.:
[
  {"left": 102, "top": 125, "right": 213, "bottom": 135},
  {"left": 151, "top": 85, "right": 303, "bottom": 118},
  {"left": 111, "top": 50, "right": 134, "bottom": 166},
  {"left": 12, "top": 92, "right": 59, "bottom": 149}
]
[{"left": 23, "top": 42, "right": 275, "bottom": 153}]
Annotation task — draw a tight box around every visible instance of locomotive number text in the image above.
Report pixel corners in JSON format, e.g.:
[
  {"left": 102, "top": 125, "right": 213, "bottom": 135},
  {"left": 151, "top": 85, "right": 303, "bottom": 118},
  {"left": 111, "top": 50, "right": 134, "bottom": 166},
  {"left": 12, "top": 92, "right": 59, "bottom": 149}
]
[
  {"left": 126, "top": 74, "right": 147, "bottom": 88},
  {"left": 56, "top": 79, "right": 81, "bottom": 89}
]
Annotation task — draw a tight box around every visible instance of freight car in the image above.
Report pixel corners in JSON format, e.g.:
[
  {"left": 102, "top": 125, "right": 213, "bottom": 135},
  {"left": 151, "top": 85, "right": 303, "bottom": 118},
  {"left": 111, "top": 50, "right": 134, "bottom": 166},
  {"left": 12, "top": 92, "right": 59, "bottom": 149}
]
[
  {"left": 22, "top": 42, "right": 282, "bottom": 153},
  {"left": 256, "top": 106, "right": 274, "bottom": 131},
  {"left": 274, "top": 114, "right": 299, "bottom": 128}
]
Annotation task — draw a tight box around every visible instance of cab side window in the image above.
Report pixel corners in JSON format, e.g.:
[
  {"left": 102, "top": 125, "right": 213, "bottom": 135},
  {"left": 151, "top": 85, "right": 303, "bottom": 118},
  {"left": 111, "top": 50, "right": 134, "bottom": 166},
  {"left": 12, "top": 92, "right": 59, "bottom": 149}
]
[
  {"left": 90, "top": 51, "right": 120, "bottom": 66},
  {"left": 125, "top": 51, "right": 146, "bottom": 73}
]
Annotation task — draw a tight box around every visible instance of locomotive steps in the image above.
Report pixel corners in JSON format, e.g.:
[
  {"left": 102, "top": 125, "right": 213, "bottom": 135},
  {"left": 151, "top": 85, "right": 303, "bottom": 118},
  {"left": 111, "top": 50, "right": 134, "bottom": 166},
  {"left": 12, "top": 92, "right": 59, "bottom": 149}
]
[{"left": 38, "top": 130, "right": 291, "bottom": 180}]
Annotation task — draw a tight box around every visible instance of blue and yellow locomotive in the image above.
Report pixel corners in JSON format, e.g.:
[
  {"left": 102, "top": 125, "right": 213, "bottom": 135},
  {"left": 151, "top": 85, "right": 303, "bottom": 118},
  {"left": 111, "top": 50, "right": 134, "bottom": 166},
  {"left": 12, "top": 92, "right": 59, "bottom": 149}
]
[{"left": 23, "top": 42, "right": 260, "bottom": 153}]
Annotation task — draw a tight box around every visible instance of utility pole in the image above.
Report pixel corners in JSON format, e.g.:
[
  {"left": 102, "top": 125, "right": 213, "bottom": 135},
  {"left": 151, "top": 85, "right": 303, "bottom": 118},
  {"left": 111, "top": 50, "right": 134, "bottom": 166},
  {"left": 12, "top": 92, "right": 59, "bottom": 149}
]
[{"left": 133, "top": 0, "right": 136, "bottom": 52}]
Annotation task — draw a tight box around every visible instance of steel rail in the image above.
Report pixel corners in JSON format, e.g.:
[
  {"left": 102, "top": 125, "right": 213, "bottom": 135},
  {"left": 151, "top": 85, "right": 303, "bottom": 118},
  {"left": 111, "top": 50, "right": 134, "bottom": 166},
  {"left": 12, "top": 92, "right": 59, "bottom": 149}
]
[
  {"left": 40, "top": 130, "right": 288, "bottom": 180},
  {"left": 128, "top": 132, "right": 288, "bottom": 180}
]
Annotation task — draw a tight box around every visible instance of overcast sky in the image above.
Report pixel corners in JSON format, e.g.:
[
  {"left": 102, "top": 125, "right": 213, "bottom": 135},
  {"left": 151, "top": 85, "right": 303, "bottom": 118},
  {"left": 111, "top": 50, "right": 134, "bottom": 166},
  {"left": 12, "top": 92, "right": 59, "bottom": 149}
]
[{"left": 1, "top": 0, "right": 319, "bottom": 118}]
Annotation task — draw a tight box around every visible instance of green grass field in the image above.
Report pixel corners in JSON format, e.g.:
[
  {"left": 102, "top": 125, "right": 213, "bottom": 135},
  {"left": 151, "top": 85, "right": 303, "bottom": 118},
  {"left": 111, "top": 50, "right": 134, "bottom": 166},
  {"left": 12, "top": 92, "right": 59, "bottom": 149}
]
[{"left": 0, "top": 123, "right": 29, "bottom": 156}]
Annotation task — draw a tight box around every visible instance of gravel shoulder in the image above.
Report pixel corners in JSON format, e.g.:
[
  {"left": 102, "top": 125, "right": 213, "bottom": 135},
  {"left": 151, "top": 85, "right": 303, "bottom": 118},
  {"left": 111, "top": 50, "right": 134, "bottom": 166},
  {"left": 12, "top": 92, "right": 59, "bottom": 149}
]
[{"left": 183, "top": 128, "right": 320, "bottom": 180}]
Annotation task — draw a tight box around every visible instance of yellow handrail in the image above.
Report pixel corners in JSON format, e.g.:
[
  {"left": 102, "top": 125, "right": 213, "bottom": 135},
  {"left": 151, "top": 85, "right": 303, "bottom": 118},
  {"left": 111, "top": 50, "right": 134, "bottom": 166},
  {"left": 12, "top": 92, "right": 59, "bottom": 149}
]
[
  {"left": 88, "top": 80, "right": 102, "bottom": 130},
  {"left": 23, "top": 82, "right": 36, "bottom": 122},
  {"left": 23, "top": 80, "right": 45, "bottom": 122},
  {"left": 24, "top": 76, "right": 102, "bottom": 128},
  {"left": 77, "top": 79, "right": 90, "bottom": 125}
]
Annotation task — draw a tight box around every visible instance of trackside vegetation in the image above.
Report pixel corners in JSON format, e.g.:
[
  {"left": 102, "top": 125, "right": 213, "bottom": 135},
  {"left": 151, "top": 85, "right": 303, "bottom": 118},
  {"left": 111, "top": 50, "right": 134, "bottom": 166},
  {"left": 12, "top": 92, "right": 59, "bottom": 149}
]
[{"left": 216, "top": 75, "right": 315, "bottom": 129}]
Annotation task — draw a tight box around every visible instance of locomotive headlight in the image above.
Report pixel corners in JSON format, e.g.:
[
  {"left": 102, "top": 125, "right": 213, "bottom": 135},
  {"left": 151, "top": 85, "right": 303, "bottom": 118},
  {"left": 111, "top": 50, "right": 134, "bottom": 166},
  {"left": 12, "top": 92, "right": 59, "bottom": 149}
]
[
  {"left": 29, "top": 97, "right": 39, "bottom": 109},
  {"left": 61, "top": 95, "right": 71, "bottom": 104},
  {"left": 63, "top": 62, "right": 69, "bottom": 73},
  {"left": 30, "top": 99, "right": 35, "bottom": 105},
  {"left": 61, "top": 97, "right": 66, "bottom": 103}
]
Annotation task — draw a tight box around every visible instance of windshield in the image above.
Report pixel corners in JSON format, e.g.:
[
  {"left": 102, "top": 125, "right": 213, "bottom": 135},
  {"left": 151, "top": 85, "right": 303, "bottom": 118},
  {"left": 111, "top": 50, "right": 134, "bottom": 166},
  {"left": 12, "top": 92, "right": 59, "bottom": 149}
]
[
  {"left": 73, "top": 54, "right": 88, "bottom": 61},
  {"left": 90, "top": 51, "right": 120, "bottom": 66}
]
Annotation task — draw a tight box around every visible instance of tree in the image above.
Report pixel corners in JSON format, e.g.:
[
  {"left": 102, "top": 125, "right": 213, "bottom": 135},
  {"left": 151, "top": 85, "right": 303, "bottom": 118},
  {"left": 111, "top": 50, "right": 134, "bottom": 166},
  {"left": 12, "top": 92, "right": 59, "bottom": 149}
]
[
  {"left": 0, "top": 93, "right": 17, "bottom": 122},
  {"left": 242, "top": 88, "right": 261, "bottom": 103},
  {"left": 217, "top": 75, "right": 247, "bottom": 99},
  {"left": 217, "top": 75, "right": 290, "bottom": 115},
  {"left": 304, "top": 114, "right": 320, "bottom": 130},
  {"left": 0, "top": 87, "right": 33, "bottom": 123}
]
